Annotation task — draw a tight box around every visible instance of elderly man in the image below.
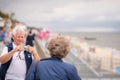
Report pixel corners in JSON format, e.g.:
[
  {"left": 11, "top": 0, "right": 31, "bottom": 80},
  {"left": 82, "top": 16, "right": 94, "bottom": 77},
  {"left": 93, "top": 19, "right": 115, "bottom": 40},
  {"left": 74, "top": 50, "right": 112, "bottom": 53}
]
[{"left": 0, "top": 24, "right": 40, "bottom": 80}]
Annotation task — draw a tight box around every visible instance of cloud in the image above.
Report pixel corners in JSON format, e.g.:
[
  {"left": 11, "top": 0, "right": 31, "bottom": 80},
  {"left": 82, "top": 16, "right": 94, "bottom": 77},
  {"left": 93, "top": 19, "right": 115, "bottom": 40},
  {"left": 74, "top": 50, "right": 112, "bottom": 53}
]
[{"left": 0, "top": 0, "right": 120, "bottom": 32}]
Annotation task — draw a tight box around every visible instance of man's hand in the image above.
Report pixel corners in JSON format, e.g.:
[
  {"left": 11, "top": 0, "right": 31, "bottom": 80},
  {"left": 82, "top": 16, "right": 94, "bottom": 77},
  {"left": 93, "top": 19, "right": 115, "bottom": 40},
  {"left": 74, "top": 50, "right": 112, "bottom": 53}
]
[{"left": 27, "top": 45, "right": 40, "bottom": 60}]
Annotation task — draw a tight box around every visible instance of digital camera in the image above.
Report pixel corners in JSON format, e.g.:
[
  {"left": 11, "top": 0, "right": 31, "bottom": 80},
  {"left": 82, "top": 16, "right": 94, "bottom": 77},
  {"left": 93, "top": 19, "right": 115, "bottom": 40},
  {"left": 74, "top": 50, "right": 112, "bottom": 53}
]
[{"left": 24, "top": 46, "right": 28, "bottom": 51}]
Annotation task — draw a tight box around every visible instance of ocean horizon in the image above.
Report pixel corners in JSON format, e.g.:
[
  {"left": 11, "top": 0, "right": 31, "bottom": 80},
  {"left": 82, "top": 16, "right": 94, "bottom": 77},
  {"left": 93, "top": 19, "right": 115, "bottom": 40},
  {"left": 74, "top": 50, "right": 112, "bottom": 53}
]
[{"left": 58, "top": 32, "right": 120, "bottom": 50}]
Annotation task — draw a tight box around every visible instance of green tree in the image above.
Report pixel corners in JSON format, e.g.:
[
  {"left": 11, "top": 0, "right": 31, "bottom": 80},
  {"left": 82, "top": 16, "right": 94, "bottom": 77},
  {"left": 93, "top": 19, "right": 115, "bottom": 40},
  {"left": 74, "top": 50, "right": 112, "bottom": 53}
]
[{"left": 0, "top": 11, "right": 9, "bottom": 19}]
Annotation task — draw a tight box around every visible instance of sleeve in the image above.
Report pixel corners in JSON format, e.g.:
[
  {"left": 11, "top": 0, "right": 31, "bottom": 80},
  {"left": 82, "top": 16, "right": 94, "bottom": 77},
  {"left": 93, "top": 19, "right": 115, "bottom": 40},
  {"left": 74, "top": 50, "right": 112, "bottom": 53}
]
[
  {"left": 68, "top": 65, "right": 81, "bottom": 80},
  {"left": 25, "top": 61, "right": 38, "bottom": 80},
  {"left": 0, "top": 46, "right": 8, "bottom": 56}
]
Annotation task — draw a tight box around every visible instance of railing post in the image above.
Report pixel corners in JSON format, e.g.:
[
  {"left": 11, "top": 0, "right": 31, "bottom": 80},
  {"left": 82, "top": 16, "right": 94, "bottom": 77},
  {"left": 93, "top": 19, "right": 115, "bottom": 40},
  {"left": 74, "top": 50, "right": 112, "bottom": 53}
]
[{"left": 34, "top": 38, "right": 46, "bottom": 58}]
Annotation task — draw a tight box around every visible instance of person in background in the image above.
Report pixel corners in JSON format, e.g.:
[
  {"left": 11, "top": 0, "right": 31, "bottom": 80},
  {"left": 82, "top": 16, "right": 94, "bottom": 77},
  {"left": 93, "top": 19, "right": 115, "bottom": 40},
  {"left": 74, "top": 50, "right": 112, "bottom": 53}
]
[
  {"left": 26, "top": 29, "right": 35, "bottom": 47},
  {"left": 3, "top": 29, "right": 12, "bottom": 46},
  {"left": 0, "top": 27, "right": 6, "bottom": 42},
  {"left": 25, "top": 35, "right": 81, "bottom": 80},
  {"left": 0, "top": 24, "right": 40, "bottom": 80}
]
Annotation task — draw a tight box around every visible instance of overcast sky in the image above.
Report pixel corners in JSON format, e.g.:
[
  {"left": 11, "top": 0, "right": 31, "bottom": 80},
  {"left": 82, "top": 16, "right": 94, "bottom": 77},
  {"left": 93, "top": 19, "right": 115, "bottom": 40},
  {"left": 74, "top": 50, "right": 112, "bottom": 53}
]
[{"left": 0, "top": 0, "right": 120, "bottom": 32}]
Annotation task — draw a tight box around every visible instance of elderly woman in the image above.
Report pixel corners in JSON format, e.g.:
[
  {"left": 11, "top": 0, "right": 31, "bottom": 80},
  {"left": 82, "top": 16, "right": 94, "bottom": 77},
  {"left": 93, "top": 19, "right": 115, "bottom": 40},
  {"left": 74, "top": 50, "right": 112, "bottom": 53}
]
[
  {"left": 0, "top": 24, "right": 40, "bottom": 80},
  {"left": 25, "top": 35, "right": 81, "bottom": 80}
]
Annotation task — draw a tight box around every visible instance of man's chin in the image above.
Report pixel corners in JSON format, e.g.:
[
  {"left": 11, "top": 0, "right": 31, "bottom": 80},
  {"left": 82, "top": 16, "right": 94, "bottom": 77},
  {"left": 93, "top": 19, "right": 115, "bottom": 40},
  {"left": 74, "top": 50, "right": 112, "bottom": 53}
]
[{"left": 17, "top": 42, "right": 24, "bottom": 45}]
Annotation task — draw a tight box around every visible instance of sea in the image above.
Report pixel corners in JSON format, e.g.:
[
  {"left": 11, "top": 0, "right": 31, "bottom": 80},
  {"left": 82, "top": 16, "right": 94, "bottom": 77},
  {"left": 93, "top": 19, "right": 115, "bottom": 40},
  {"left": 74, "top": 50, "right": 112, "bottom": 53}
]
[{"left": 59, "top": 32, "right": 120, "bottom": 50}]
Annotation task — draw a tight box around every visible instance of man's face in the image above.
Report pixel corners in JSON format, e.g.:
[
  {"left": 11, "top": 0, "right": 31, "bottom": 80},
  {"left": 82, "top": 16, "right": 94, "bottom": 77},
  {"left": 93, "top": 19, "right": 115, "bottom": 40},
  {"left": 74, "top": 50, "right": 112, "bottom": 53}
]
[{"left": 13, "top": 31, "right": 25, "bottom": 45}]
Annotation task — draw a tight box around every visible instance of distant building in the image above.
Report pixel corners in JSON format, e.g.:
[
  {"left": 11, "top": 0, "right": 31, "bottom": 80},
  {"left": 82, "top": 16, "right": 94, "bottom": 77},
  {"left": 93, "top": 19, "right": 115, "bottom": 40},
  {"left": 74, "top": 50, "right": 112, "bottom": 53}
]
[{"left": 0, "top": 17, "right": 4, "bottom": 27}]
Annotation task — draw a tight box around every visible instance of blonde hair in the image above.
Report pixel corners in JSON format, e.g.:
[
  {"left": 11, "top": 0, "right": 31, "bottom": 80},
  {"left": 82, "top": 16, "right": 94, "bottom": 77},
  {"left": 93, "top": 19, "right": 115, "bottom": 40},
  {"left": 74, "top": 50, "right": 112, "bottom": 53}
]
[{"left": 47, "top": 35, "right": 70, "bottom": 59}]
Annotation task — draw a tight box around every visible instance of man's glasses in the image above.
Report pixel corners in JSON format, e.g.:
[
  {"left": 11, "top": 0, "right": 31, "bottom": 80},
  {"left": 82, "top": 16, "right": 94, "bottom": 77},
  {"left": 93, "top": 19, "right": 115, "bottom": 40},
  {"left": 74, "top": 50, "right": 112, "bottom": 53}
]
[{"left": 16, "top": 51, "right": 25, "bottom": 60}]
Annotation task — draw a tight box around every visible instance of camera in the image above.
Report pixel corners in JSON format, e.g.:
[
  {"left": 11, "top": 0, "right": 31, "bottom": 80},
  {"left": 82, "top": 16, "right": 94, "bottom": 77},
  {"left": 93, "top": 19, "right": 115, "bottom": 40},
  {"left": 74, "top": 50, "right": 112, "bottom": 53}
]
[{"left": 24, "top": 46, "right": 28, "bottom": 51}]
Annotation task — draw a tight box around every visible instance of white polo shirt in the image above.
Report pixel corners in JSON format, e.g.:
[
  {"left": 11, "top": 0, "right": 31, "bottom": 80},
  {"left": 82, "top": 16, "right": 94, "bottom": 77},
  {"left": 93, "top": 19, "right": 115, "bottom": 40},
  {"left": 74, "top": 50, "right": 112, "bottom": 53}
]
[{"left": 1, "top": 43, "right": 26, "bottom": 80}]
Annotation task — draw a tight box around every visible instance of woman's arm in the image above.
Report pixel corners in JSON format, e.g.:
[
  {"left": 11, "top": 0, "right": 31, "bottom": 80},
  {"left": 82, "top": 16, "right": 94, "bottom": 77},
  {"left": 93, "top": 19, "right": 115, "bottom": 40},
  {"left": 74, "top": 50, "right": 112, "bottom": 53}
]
[
  {"left": 25, "top": 61, "right": 38, "bottom": 80},
  {"left": 68, "top": 65, "right": 81, "bottom": 80}
]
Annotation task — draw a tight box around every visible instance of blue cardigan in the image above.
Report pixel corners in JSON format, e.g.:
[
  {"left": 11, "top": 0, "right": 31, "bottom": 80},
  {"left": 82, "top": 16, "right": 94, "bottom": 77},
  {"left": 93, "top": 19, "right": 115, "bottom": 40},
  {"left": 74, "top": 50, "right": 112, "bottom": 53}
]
[
  {"left": 26, "top": 57, "right": 81, "bottom": 80},
  {"left": 0, "top": 43, "right": 32, "bottom": 80}
]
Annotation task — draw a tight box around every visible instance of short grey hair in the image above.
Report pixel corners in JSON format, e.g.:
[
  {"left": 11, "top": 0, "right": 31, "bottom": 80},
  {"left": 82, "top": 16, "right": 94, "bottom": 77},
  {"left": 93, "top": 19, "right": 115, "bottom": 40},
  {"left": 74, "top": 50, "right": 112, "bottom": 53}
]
[
  {"left": 47, "top": 35, "right": 70, "bottom": 59},
  {"left": 12, "top": 24, "right": 27, "bottom": 36}
]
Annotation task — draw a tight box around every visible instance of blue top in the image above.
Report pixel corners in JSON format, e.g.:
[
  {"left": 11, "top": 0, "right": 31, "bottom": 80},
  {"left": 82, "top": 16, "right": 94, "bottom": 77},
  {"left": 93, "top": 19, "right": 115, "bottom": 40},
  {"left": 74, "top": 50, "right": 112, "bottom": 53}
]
[
  {"left": 25, "top": 57, "right": 81, "bottom": 80},
  {"left": 26, "top": 34, "right": 35, "bottom": 46}
]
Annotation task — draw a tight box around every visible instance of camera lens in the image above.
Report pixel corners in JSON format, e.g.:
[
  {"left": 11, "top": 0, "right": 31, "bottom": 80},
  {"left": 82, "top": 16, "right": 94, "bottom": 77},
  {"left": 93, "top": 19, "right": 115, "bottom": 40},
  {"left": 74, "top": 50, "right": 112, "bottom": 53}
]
[{"left": 24, "top": 46, "right": 28, "bottom": 51}]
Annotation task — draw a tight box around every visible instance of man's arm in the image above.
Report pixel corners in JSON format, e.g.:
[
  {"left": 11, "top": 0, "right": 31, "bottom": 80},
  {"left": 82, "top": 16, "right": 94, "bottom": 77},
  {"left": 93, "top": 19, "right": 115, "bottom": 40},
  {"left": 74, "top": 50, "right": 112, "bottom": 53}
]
[
  {"left": 0, "top": 44, "right": 24, "bottom": 64},
  {"left": 27, "top": 45, "right": 40, "bottom": 60},
  {"left": 0, "top": 48, "right": 17, "bottom": 64},
  {"left": 32, "top": 50, "right": 40, "bottom": 60}
]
